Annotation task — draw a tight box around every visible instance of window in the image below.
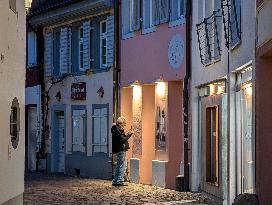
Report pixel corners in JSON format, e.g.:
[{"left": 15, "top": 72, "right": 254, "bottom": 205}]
[
  {"left": 9, "top": 0, "right": 16, "bottom": 13},
  {"left": 92, "top": 106, "right": 108, "bottom": 154},
  {"left": 78, "top": 27, "right": 84, "bottom": 71},
  {"left": 72, "top": 109, "right": 86, "bottom": 151},
  {"left": 231, "top": 0, "right": 241, "bottom": 47},
  {"left": 28, "top": 31, "right": 37, "bottom": 67},
  {"left": 100, "top": 21, "right": 107, "bottom": 67},
  {"left": 143, "top": 0, "right": 154, "bottom": 30},
  {"left": 206, "top": 106, "right": 219, "bottom": 185},
  {"left": 171, "top": 0, "right": 185, "bottom": 23},
  {"left": 10, "top": 98, "right": 20, "bottom": 149}
]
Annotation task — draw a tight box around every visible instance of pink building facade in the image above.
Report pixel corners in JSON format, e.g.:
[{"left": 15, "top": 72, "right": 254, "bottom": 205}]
[{"left": 120, "top": 0, "right": 186, "bottom": 189}]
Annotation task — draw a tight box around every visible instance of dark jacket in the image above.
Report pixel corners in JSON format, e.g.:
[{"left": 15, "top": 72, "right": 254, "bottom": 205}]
[{"left": 112, "top": 124, "right": 132, "bottom": 154}]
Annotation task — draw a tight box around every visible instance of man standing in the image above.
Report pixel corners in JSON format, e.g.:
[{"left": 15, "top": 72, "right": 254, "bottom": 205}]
[{"left": 112, "top": 116, "right": 133, "bottom": 186}]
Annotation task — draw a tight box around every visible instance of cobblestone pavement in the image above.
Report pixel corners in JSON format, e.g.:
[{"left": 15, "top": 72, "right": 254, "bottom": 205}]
[{"left": 24, "top": 173, "right": 220, "bottom": 205}]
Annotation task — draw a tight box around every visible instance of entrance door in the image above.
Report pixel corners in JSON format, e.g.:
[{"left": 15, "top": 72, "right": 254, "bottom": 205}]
[
  {"left": 53, "top": 111, "right": 65, "bottom": 172},
  {"left": 28, "top": 107, "right": 37, "bottom": 171}
]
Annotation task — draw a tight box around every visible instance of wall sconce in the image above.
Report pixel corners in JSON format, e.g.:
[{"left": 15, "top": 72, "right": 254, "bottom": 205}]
[
  {"left": 130, "top": 80, "right": 142, "bottom": 101},
  {"left": 55, "top": 91, "right": 61, "bottom": 102},
  {"left": 97, "top": 86, "right": 105, "bottom": 98},
  {"left": 155, "top": 77, "right": 166, "bottom": 97}
]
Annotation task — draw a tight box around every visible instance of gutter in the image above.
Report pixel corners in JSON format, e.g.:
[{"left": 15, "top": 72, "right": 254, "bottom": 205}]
[{"left": 183, "top": 0, "right": 192, "bottom": 191}]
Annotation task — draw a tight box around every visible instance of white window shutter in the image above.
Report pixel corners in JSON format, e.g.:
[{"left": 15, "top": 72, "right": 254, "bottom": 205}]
[
  {"left": 132, "top": 0, "right": 141, "bottom": 31},
  {"left": 60, "top": 27, "right": 71, "bottom": 75},
  {"left": 160, "top": 0, "right": 169, "bottom": 23},
  {"left": 44, "top": 32, "right": 53, "bottom": 76},
  {"left": 83, "top": 21, "right": 90, "bottom": 71},
  {"left": 152, "top": 0, "right": 160, "bottom": 25},
  {"left": 106, "top": 15, "right": 114, "bottom": 68},
  {"left": 122, "top": 0, "right": 130, "bottom": 36}
]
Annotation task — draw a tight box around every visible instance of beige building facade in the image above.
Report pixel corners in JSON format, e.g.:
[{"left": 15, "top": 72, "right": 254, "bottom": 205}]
[{"left": 0, "top": 0, "right": 26, "bottom": 204}]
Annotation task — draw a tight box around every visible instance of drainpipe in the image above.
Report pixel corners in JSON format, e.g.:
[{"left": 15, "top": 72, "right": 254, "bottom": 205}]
[
  {"left": 183, "top": 0, "right": 192, "bottom": 191},
  {"left": 113, "top": 0, "right": 120, "bottom": 123},
  {"left": 112, "top": 0, "right": 121, "bottom": 179}
]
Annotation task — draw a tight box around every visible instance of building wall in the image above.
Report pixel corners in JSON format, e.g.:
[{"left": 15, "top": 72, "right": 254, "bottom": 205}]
[
  {"left": 256, "top": 0, "right": 272, "bottom": 203},
  {"left": 0, "top": 0, "right": 26, "bottom": 204},
  {"left": 191, "top": 0, "right": 256, "bottom": 203},
  {"left": 47, "top": 71, "right": 113, "bottom": 157},
  {"left": 121, "top": 24, "right": 186, "bottom": 87}
]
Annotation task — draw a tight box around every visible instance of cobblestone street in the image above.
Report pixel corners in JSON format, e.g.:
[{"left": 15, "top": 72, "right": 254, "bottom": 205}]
[{"left": 23, "top": 173, "right": 219, "bottom": 205}]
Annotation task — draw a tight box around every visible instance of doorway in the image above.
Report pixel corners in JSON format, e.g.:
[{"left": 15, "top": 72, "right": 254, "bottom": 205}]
[
  {"left": 52, "top": 111, "right": 65, "bottom": 172},
  {"left": 27, "top": 107, "right": 38, "bottom": 171}
]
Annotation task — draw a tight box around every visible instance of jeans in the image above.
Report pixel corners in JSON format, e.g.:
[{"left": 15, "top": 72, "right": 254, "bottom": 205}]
[{"left": 112, "top": 151, "right": 125, "bottom": 184}]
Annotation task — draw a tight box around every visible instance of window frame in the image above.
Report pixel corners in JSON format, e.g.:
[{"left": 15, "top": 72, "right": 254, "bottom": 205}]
[
  {"left": 142, "top": 0, "right": 156, "bottom": 34},
  {"left": 230, "top": 0, "right": 242, "bottom": 49},
  {"left": 100, "top": 20, "right": 107, "bottom": 68},
  {"left": 92, "top": 104, "right": 109, "bottom": 155},
  {"left": 71, "top": 106, "right": 87, "bottom": 152},
  {"left": 27, "top": 31, "right": 37, "bottom": 68}
]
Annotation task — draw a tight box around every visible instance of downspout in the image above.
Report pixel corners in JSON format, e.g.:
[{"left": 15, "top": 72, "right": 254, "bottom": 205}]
[
  {"left": 112, "top": 0, "right": 121, "bottom": 179},
  {"left": 183, "top": 0, "right": 192, "bottom": 191}
]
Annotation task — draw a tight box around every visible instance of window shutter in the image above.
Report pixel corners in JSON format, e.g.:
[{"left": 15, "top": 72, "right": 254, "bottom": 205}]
[
  {"left": 44, "top": 31, "right": 53, "bottom": 76},
  {"left": 122, "top": 0, "right": 130, "bottom": 36},
  {"left": 106, "top": 15, "right": 114, "bottom": 67},
  {"left": 170, "top": 0, "right": 179, "bottom": 21},
  {"left": 83, "top": 21, "right": 90, "bottom": 71},
  {"left": 160, "top": 0, "right": 169, "bottom": 23},
  {"left": 143, "top": 0, "right": 151, "bottom": 29},
  {"left": 132, "top": 0, "right": 141, "bottom": 31},
  {"left": 60, "top": 27, "right": 71, "bottom": 75},
  {"left": 152, "top": 0, "right": 160, "bottom": 25}
]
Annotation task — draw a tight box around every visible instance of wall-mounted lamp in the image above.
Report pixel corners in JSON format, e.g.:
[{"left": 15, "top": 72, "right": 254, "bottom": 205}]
[
  {"left": 130, "top": 80, "right": 141, "bottom": 87},
  {"left": 130, "top": 80, "right": 142, "bottom": 100}
]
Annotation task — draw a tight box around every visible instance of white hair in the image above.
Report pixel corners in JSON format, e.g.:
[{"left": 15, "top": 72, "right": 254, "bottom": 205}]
[{"left": 117, "top": 116, "right": 127, "bottom": 126}]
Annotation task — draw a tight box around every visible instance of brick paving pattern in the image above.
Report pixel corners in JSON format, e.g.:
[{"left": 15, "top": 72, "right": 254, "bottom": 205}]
[{"left": 24, "top": 173, "right": 220, "bottom": 205}]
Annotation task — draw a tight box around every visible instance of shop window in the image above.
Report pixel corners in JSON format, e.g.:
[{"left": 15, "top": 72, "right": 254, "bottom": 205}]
[
  {"left": 72, "top": 109, "right": 86, "bottom": 151},
  {"left": 9, "top": 0, "right": 16, "bottom": 13},
  {"left": 92, "top": 105, "right": 108, "bottom": 154},
  {"left": 10, "top": 98, "right": 20, "bottom": 149},
  {"left": 206, "top": 106, "right": 219, "bottom": 185}
]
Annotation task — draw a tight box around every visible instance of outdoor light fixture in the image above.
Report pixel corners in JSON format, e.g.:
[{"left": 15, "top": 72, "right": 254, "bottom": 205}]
[
  {"left": 131, "top": 80, "right": 142, "bottom": 100},
  {"left": 154, "top": 76, "right": 165, "bottom": 84},
  {"left": 55, "top": 91, "right": 61, "bottom": 102},
  {"left": 244, "top": 83, "right": 252, "bottom": 96}
]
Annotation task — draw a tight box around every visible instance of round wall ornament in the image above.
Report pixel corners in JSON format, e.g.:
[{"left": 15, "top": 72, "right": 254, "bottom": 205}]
[{"left": 168, "top": 34, "right": 185, "bottom": 69}]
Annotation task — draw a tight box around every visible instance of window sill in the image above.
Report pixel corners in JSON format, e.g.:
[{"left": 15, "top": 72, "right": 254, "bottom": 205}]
[
  {"left": 122, "top": 32, "right": 135, "bottom": 40},
  {"left": 203, "top": 58, "right": 222, "bottom": 68},
  {"left": 169, "top": 17, "right": 186, "bottom": 28},
  {"left": 27, "top": 64, "right": 38, "bottom": 69},
  {"left": 142, "top": 26, "right": 156, "bottom": 35}
]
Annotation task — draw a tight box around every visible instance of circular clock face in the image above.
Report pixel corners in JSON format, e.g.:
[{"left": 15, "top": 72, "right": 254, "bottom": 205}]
[{"left": 168, "top": 34, "right": 185, "bottom": 69}]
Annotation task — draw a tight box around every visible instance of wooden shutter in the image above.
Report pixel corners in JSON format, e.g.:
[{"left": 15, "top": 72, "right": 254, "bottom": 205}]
[
  {"left": 132, "top": 0, "right": 141, "bottom": 31},
  {"left": 152, "top": 0, "right": 160, "bottom": 25},
  {"left": 106, "top": 15, "right": 114, "bottom": 67},
  {"left": 44, "top": 31, "right": 53, "bottom": 76},
  {"left": 83, "top": 21, "right": 90, "bottom": 71},
  {"left": 143, "top": 0, "right": 151, "bottom": 29},
  {"left": 160, "top": 0, "right": 169, "bottom": 23},
  {"left": 122, "top": 0, "right": 130, "bottom": 36},
  {"left": 60, "top": 27, "right": 71, "bottom": 75}
]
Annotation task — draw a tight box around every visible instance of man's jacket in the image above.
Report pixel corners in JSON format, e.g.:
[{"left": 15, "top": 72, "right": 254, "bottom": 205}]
[{"left": 111, "top": 124, "right": 132, "bottom": 154}]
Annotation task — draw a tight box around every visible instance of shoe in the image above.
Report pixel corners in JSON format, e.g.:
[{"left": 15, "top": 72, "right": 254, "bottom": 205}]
[{"left": 112, "top": 182, "right": 128, "bottom": 186}]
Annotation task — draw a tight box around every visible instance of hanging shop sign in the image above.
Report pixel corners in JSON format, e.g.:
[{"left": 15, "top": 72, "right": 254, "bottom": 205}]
[{"left": 71, "top": 82, "right": 86, "bottom": 100}]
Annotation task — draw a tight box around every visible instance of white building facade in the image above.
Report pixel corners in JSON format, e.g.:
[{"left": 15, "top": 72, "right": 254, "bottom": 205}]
[
  {"left": 191, "top": 0, "right": 256, "bottom": 204},
  {"left": 0, "top": 0, "right": 26, "bottom": 204}
]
